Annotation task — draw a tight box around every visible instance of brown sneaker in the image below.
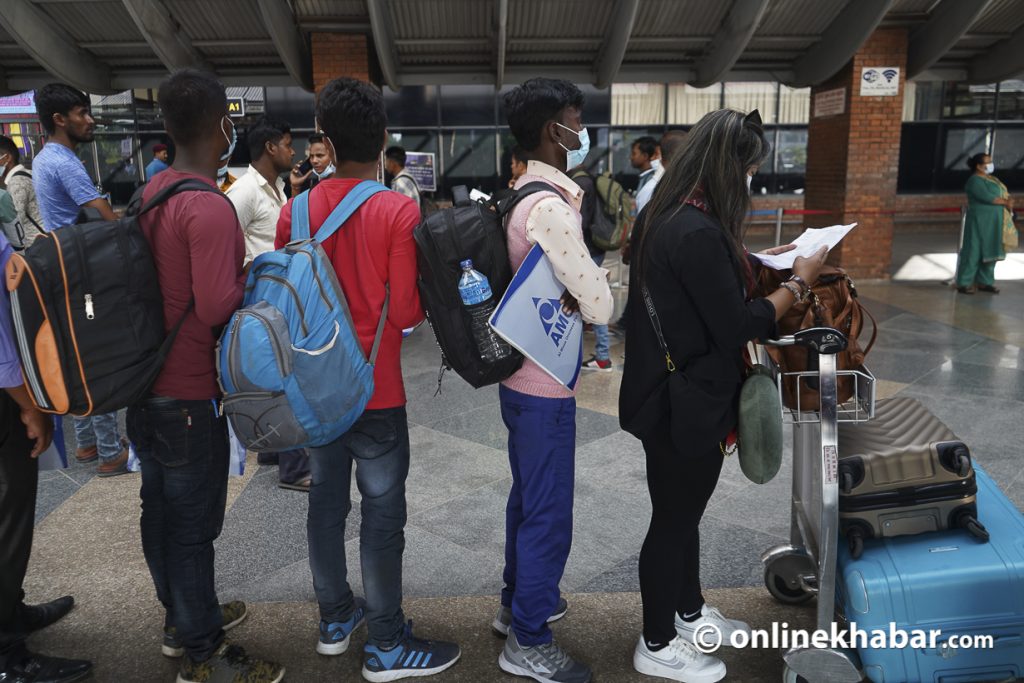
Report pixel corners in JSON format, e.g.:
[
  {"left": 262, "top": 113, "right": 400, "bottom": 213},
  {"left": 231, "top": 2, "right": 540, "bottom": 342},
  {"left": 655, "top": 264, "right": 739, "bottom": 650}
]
[
  {"left": 96, "top": 449, "right": 130, "bottom": 478},
  {"left": 177, "top": 642, "right": 284, "bottom": 683},
  {"left": 75, "top": 446, "right": 98, "bottom": 464}
]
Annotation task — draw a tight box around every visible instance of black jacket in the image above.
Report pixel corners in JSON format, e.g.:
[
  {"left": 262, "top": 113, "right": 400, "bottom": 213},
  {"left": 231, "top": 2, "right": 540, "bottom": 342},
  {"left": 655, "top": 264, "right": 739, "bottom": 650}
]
[
  {"left": 619, "top": 205, "right": 776, "bottom": 454},
  {"left": 572, "top": 171, "right": 604, "bottom": 259}
]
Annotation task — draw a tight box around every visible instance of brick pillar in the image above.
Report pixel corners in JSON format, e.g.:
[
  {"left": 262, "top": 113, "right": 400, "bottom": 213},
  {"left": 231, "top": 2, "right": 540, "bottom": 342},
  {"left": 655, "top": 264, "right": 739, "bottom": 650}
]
[
  {"left": 804, "top": 28, "right": 908, "bottom": 279},
  {"left": 311, "top": 33, "right": 372, "bottom": 92}
]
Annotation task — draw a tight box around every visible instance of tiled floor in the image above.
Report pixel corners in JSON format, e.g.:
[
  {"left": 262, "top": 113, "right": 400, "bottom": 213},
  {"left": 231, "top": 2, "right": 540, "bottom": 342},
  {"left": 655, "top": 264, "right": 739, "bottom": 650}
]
[{"left": 21, "top": 229, "right": 1024, "bottom": 682}]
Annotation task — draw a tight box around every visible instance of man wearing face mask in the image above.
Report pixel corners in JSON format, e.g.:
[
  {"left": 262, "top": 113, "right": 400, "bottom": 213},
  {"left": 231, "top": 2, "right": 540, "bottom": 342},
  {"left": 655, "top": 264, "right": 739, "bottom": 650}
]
[
  {"left": 217, "top": 158, "right": 236, "bottom": 192},
  {"left": 133, "top": 69, "right": 283, "bottom": 683},
  {"left": 289, "top": 133, "right": 334, "bottom": 196},
  {"left": 495, "top": 78, "right": 613, "bottom": 683}
]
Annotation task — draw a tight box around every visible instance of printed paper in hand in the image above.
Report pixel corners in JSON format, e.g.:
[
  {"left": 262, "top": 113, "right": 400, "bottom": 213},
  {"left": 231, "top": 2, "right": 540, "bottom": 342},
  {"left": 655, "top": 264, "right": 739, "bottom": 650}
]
[
  {"left": 489, "top": 245, "right": 583, "bottom": 390},
  {"left": 753, "top": 223, "right": 858, "bottom": 270}
]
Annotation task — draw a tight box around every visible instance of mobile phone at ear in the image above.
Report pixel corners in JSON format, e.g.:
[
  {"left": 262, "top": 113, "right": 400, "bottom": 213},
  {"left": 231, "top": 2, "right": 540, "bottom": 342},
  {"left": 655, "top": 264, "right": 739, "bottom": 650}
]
[{"left": 298, "top": 158, "right": 312, "bottom": 174}]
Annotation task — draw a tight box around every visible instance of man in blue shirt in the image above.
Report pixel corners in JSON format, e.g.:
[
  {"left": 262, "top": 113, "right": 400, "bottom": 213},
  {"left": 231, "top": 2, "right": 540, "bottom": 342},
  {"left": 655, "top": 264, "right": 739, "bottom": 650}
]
[
  {"left": 0, "top": 231, "right": 93, "bottom": 682},
  {"left": 145, "top": 143, "right": 170, "bottom": 179},
  {"left": 32, "top": 83, "right": 128, "bottom": 477}
]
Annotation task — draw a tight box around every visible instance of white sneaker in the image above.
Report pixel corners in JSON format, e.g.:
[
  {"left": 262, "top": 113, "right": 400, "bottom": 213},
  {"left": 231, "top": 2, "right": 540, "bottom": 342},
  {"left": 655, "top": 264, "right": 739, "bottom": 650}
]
[
  {"left": 674, "top": 605, "right": 751, "bottom": 646},
  {"left": 632, "top": 636, "right": 726, "bottom": 683}
]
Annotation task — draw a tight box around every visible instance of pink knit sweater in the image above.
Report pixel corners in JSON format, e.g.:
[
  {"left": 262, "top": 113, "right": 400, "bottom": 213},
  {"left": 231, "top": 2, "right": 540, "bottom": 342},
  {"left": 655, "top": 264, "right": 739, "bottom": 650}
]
[{"left": 500, "top": 175, "right": 585, "bottom": 399}]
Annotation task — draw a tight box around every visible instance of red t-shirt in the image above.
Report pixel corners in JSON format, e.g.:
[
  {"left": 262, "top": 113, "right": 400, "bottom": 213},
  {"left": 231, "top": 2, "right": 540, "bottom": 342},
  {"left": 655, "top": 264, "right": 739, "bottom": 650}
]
[
  {"left": 139, "top": 169, "right": 246, "bottom": 400},
  {"left": 276, "top": 178, "right": 423, "bottom": 410}
]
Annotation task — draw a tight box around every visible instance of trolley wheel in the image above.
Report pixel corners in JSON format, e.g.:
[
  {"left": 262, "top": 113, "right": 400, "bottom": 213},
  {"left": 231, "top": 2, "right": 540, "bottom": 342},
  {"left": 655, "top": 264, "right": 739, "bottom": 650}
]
[
  {"left": 765, "top": 567, "right": 814, "bottom": 605},
  {"left": 782, "top": 665, "right": 810, "bottom": 683}
]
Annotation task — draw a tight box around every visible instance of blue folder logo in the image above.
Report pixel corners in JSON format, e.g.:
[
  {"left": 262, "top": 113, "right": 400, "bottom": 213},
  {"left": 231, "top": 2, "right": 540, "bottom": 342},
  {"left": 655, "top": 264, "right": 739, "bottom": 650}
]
[{"left": 533, "top": 297, "right": 573, "bottom": 349}]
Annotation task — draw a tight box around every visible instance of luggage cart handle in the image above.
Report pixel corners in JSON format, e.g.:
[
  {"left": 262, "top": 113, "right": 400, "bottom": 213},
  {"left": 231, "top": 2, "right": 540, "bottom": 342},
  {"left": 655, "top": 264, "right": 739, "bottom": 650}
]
[{"left": 765, "top": 327, "right": 848, "bottom": 355}]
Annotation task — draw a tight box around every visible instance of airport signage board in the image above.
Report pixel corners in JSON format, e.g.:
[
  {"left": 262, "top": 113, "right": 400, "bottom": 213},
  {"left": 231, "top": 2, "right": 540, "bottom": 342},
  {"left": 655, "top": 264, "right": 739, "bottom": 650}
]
[
  {"left": 227, "top": 97, "right": 246, "bottom": 117},
  {"left": 405, "top": 152, "right": 437, "bottom": 192},
  {"left": 860, "top": 67, "right": 900, "bottom": 96},
  {"left": 813, "top": 88, "right": 846, "bottom": 118},
  {"left": 0, "top": 91, "right": 36, "bottom": 116}
]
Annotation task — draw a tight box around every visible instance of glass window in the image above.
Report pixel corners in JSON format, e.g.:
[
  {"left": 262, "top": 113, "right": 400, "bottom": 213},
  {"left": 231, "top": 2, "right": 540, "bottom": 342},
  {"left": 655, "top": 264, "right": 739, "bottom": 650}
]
[
  {"left": 992, "top": 124, "right": 1024, "bottom": 188},
  {"left": 897, "top": 123, "right": 940, "bottom": 192},
  {"left": 667, "top": 84, "right": 721, "bottom": 125},
  {"left": 902, "top": 81, "right": 942, "bottom": 121},
  {"left": 387, "top": 130, "right": 439, "bottom": 193},
  {"left": 611, "top": 83, "right": 665, "bottom": 126},
  {"left": 440, "top": 85, "right": 496, "bottom": 126},
  {"left": 383, "top": 85, "right": 439, "bottom": 127},
  {"left": 937, "top": 125, "right": 991, "bottom": 191},
  {"left": 770, "top": 127, "right": 806, "bottom": 194},
  {"left": 608, "top": 128, "right": 661, "bottom": 193},
  {"left": 997, "top": 80, "right": 1024, "bottom": 120},
  {"left": 778, "top": 85, "right": 810, "bottom": 124},
  {"left": 942, "top": 82, "right": 997, "bottom": 120},
  {"left": 95, "top": 134, "right": 142, "bottom": 206},
  {"left": 724, "top": 82, "right": 777, "bottom": 124},
  {"left": 439, "top": 128, "right": 497, "bottom": 196}
]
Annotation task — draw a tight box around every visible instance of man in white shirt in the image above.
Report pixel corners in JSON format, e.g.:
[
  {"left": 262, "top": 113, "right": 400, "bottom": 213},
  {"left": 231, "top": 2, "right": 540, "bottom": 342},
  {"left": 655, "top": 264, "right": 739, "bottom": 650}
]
[
  {"left": 635, "top": 130, "right": 687, "bottom": 214},
  {"left": 226, "top": 117, "right": 311, "bottom": 491},
  {"left": 384, "top": 146, "right": 421, "bottom": 209},
  {"left": 226, "top": 117, "right": 294, "bottom": 265}
]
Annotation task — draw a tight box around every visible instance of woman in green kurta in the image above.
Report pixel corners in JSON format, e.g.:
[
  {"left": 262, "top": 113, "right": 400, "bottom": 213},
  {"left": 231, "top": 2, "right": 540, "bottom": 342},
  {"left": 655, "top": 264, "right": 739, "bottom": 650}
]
[{"left": 957, "top": 153, "right": 1013, "bottom": 294}]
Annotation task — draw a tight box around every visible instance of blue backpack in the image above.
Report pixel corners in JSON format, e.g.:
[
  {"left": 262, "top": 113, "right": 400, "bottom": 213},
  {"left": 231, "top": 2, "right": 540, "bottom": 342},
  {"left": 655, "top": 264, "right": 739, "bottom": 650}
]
[{"left": 217, "top": 180, "right": 389, "bottom": 451}]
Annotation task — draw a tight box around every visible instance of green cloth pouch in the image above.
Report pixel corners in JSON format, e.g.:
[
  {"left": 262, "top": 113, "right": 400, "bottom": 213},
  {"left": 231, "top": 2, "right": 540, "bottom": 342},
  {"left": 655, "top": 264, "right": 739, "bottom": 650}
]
[{"left": 738, "top": 364, "right": 783, "bottom": 484}]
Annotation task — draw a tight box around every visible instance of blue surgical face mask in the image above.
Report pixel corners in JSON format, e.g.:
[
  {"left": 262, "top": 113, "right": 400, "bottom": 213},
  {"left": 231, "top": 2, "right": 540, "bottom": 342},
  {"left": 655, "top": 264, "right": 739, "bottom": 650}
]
[
  {"left": 556, "top": 123, "right": 590, "bottom": 171},
  {"left": 651, "top": 158, "right": 662, "bottom": 172},
  {"left": 220, "top": 117, "right": 236, "bottom": 162},
  {"left": 217, "top": 164, "right": 228, "bottom": 179},
  {"left": 314, "top": 163, "right": 336, "bottom": 180}
]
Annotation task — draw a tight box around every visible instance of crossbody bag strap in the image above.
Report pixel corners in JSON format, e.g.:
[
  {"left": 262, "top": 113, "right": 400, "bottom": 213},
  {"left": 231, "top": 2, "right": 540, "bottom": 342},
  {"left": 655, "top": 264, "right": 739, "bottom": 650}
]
[{"left": 641, "top": 284, "right": 676, "bottom": 372}]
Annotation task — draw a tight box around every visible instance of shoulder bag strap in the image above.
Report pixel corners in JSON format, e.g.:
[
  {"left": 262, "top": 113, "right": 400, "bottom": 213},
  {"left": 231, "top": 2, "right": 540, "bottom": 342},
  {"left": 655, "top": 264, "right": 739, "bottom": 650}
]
[
  {"left": 641, "top": 285, "right": 677, "bottom": 372},
  {"left": 313, "top": 180, "right": 390, "bottom": 244}
]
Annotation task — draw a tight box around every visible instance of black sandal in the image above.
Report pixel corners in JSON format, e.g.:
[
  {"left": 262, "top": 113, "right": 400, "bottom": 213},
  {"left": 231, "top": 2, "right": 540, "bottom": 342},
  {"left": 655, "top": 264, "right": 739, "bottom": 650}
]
[
  {"left": 956, "top": 286, "right": 975, "bottom": 295},
  {"left": 978, "top": 285, "right": 1000, "bottom": 294}
]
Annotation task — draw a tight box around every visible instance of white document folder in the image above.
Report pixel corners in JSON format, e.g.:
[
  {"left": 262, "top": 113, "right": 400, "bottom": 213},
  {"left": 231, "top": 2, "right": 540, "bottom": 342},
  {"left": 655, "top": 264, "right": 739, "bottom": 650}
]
[{"left": 489, "top": 245, "right": 583, "bottom": 390}]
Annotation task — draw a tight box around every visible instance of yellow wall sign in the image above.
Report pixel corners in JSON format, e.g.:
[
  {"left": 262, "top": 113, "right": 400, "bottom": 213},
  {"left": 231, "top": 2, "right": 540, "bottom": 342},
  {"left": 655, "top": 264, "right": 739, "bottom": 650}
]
[{"left": 227, "top": 98, "right": 245, "bottom": 117}]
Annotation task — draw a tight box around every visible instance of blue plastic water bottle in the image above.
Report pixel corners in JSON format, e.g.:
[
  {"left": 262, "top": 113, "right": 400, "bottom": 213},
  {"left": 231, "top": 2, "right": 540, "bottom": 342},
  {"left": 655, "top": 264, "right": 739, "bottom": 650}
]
[{"left": 458, "top": 259, "right": 511, "bottom": 362}]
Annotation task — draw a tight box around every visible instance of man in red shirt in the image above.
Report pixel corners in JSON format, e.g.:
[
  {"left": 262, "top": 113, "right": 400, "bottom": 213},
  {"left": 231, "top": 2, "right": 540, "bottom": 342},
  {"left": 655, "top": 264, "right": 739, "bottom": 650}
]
[
  {"left": 275, "top": 77, "right": 460, "bottom": 681},
  {"left": 131, "top": 69, "right": 283, "bottom": 683}
]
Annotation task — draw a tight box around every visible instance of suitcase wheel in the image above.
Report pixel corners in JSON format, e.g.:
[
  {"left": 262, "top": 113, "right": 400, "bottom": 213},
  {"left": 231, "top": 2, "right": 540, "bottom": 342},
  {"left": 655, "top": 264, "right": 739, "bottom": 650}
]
[
  {"left": 955, "top": 511, "right": 990, "bottom": 542},
  {"left": 764, "top": 567, "right": 815, "bottom": 605},
  {"left": 840, "top": 470, "right": 854, "bottom": 495},
  {"left": 848, "top": 532, "right": 864, "bottom": 560},
  {"left": 938, "top": 443, "right": 972, "bottom": 477}
]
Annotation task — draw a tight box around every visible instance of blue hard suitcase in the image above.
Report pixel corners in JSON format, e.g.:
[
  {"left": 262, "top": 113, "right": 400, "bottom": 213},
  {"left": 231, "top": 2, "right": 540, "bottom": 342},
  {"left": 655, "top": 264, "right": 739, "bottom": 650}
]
[{"left": 836, "top": 465, "right": 1024, "bottom": 683}]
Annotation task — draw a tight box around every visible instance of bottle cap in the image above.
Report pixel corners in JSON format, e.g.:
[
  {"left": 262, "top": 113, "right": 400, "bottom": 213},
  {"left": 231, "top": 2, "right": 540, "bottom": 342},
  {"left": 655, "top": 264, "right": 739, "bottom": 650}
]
[{"left": 460, "top": 259, "right": 473, "bottom": 269}]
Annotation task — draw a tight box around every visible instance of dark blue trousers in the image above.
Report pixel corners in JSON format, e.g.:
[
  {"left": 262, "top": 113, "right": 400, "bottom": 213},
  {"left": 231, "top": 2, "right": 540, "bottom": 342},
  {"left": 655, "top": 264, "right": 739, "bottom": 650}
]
[{"left": 499, "top": 385, "right": 576, "bottom": 646}]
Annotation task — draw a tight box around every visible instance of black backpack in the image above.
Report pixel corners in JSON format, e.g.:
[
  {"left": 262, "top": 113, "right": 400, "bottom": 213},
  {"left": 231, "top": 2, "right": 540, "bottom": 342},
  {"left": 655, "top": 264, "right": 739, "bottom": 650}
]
[
  {"left": 413, "top": 182, "right": 560, "bottom": 389},
  {"left": 5, "top": 178, "right": 227, "bottom": 415}
]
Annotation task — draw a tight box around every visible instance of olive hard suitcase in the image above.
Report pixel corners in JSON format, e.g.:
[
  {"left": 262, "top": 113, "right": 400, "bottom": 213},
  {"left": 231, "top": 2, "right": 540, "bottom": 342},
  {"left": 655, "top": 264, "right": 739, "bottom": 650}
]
[
  {"left": 836, "top": 464, "right": 1024, "bottom": 683},
  {"left": 837, "top": 397, "right": 987, "bottom": 557}
]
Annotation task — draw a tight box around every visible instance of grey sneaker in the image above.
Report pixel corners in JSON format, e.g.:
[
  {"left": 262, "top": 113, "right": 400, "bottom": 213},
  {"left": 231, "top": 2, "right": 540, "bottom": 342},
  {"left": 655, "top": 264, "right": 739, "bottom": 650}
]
[
  {"left": 492, "top": 597, "right": 569, "bottom": 637},
  {"left": 498, "top": 630, "right": 591, "bottom": 683}
]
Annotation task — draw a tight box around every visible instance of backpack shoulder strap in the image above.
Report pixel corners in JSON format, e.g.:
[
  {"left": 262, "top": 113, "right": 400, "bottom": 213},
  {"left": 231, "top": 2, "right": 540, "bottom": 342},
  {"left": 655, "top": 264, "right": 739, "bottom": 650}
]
[
  {"left": 295, "top": 180, "right": 389, "bottom": 244},
  {"left": 134, "top": 178, "right": 230, "bottom": 216},
  {"left": 497, "top": 181, "right": 567, "bottom": 220},
  {"left": 10, "top": 170, "right": 31, "bottom": 180}
]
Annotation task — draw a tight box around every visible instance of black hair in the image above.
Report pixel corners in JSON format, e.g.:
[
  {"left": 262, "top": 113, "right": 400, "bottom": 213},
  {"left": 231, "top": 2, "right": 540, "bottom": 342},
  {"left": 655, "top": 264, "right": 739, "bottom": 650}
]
[
  {"left": 157, "top": 69, "right": 227, "bottom": 145},
  {"left": 0, "top": 136, "right": 20, "bottom": 165},
  {"left": 967, "top": 152, "right": 990, "bottom": 171},
  {"left": 511, "top": 145, "right": 528, "bottom": 164},
  {"left": 659, "top": 130, "right": 687, "bottom": 167},
  {"left": 247, "top": 117, "right": 291, "bottom": 161},
  {"left": 503, "top": 78, "right": 584, "bottom": 152},
  {"left": 632, "top": 136, "right": 658, "bottom": 158},
  {"left": 315, "top": 78, "right": 386, "bottom": 164},
  {"left": 635, "top": 109, "right": 771, "bottom": 285},
  {"left": 308, "top": 133, "right": 325, "bottom": 146},
  {"left": 385, "top": 146, "right": 406, "bottom": 167},
  {"left": 35, "top": 83, "right": 89, "bottom": 135}
]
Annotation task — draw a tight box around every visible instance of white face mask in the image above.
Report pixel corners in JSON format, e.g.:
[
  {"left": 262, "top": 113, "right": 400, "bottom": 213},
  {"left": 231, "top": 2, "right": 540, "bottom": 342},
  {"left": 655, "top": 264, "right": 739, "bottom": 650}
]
[
  {"left": 985, "top": 162, "right": 995, "bottom": 174},
  {"left": 650, "top": 158, "right": 662, "bottom": 172}
]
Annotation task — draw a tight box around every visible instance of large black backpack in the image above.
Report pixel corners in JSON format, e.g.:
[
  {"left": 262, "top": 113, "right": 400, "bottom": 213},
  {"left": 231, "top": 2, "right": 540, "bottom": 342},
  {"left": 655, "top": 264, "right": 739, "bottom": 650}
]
[
  {"left": 413, "top": 182, "right": 560, "bottom": 389},
  {"left": 5, "top": 179, "right": 227, "bottom": 415}
]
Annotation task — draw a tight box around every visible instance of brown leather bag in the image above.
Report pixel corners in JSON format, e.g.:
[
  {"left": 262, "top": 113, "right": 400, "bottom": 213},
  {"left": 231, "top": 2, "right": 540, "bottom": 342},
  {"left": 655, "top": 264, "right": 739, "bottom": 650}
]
[{"left": 756, "top": 265, "right": 876, "bottom": 410}]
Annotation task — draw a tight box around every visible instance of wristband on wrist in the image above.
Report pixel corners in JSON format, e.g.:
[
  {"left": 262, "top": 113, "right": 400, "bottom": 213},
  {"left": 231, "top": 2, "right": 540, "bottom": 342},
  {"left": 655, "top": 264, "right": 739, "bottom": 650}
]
[
  {"left": 787, "top": 274, "right": 809, "bottom": 293},
  {"left": 780, "top": 281, "right": 803, "bottom": 301}
]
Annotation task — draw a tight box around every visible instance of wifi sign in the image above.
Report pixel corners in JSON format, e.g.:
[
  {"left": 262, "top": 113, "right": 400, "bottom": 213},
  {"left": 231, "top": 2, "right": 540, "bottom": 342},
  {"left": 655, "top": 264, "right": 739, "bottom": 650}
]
[
  {"left": 860, "top": 67, "right": 900, "bottom": 96},
  {"left": 882, "top": 69, "right": 898, "bottom": 83}
]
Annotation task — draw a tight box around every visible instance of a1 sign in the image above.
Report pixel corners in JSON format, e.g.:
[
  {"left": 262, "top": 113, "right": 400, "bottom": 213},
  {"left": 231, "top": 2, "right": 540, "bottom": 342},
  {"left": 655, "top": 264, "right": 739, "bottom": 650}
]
[{"left": 227, "top": 97, "right": 245, "bottom": 117}]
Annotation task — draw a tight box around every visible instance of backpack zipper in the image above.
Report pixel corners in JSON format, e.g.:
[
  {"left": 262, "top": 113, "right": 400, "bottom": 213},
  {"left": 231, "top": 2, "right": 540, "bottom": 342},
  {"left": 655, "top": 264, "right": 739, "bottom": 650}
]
[
  {"left": 70, "top": 225, "right": 96, "bottom": 320},
  {"left": 254, "top": 274, "right": 309, "bottom": 336},
  {"left": 228, "top": 308, "right": 291, "bottom": 391},
  {"left": 291, "top": 249, "right": 332, "bottom": 310}
]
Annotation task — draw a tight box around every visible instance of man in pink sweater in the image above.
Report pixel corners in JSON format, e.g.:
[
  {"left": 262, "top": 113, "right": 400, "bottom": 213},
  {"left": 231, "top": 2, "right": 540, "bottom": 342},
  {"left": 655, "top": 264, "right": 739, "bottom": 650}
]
[{"left": 494, "top": 79, "right": 613, "bottom": 683}]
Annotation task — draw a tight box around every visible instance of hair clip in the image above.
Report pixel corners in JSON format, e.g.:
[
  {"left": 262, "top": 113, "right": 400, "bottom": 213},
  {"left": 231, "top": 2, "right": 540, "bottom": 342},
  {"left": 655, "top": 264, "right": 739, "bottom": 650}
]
[{"left": 743, "top": 109, "right": 763, "bottom": 133}]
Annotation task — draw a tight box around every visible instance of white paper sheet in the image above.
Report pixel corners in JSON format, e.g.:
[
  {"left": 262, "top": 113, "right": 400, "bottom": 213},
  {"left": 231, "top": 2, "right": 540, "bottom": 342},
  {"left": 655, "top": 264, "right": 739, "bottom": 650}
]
[{"left": 752, "top": 223, "right": 858, "bottom": 270}]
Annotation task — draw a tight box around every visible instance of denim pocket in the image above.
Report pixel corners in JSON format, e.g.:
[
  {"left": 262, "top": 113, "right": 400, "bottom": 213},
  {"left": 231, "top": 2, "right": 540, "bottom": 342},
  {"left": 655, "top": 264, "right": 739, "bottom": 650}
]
[
  {"left": 346, "top": 414, "right": 399, "bottom": 461},
  {"left": 146, "top": 406, "right": 193, "bottom": 468}
]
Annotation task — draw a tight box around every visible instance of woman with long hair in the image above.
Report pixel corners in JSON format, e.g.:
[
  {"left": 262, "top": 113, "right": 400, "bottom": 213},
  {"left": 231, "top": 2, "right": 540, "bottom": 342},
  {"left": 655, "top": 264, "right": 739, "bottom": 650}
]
[
  {"left": 956, "top": 152, "right": 1016, "bottom": 294},
  {"left": 619, "top": 109, "right": 827, "bottom": 682}
]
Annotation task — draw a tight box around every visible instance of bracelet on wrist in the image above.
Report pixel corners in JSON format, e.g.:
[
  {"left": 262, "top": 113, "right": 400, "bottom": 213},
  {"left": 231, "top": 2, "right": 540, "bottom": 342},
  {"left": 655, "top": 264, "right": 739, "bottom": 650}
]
[
  {"left": 780, "top": 282, "right": 803, "bottom": 301},
  {"left": 787, "top": 274, "right": 810, "bottom": 293}
]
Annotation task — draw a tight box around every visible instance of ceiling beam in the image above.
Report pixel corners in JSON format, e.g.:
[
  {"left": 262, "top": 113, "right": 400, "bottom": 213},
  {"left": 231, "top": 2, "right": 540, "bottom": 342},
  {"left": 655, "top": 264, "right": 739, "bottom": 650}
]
[
  {"left": 595, "top": 0, "right": 640, "bottom": 88},
  {"left": 121, "top": 0, "right": 214, "bottom": 72},
  {"left": 0, "top": 0, "right": 114, "bottom": 93},
  {"left": 692, "top": 0, "right": 769, "bottom": 87},
  {"left": 969, "top": 20, "right": 1024, "bottom": 82},
  {"left": 495, "top": 0, "right": 508, "bottom": 87},
  {"left": 790, "top": 0, "right": 894, "bottom": 87},
  {"left": 256, "top": 0, "right": 313, "bottom": 91},
  {"left": 366, "top": 0, "right": 400, "bottom": 90},
  {"left": 906, "top": 0, "right": 993, "bottom": 77}
]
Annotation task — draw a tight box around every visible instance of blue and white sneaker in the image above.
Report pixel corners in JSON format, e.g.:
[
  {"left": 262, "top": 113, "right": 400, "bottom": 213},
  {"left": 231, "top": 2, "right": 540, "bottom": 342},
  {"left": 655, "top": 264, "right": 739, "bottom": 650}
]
[
  {"left": 362, "top": 621, "right": 461, "bottom": 682},
  {"left": 317, "top": 597, "right": 367, "bottom": 656}
]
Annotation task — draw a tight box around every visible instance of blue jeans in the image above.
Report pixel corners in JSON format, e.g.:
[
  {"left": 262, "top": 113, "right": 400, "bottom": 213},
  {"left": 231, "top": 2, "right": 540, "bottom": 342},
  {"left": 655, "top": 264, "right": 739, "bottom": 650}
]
[
  {"left": 591, "top": 254, "right": 610, "bottom": 361},
  {"left": 307, "top": 407, "right": 410, "bottom": 648},
  {"left": 127, "top": 397, "right": 228, "bottom": 662},
  {"left": 499, "top": 386, "right": 576, "bottom": 646},
  {"left": 73, "top": 412, "right": 122, "bottom": 461}
]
